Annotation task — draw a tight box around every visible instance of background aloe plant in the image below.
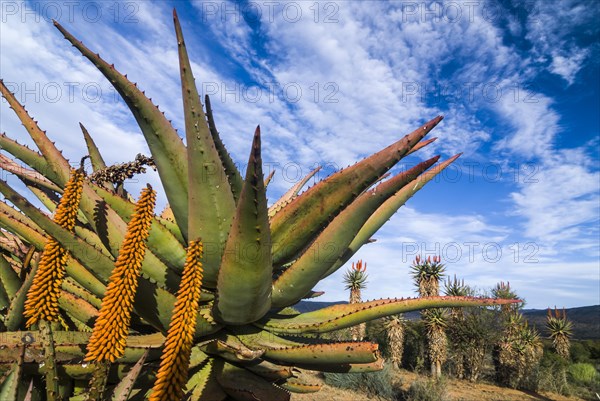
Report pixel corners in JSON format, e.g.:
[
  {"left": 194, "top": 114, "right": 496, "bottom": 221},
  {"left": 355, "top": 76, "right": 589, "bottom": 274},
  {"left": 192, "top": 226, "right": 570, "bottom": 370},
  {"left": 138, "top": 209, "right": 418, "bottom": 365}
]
[{"left": 0, "top": 10, "right": 520, "bottom": 401}]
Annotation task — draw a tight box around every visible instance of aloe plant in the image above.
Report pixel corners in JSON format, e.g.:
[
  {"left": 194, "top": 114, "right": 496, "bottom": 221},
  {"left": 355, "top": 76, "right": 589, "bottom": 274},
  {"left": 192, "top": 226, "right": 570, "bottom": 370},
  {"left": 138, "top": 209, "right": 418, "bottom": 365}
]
[
  {"left": 546, "top": 307, "right": 572, "bottom": 360},
  {"left": 343, "top": 260, "right": 368, "bottom": 340},
  {"left": 0, "top": 10, "right": 520, "bottom": 400}
]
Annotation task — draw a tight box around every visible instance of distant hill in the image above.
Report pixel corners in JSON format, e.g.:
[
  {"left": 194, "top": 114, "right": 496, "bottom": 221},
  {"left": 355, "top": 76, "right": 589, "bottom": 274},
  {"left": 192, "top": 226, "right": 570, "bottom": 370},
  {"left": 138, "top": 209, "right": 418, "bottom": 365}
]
[
  {"left": 295, "top": 301, "right": 600, "bottom": 339},
  {"left": 523, "top": 305, "right": 599, "bottom": 340}
]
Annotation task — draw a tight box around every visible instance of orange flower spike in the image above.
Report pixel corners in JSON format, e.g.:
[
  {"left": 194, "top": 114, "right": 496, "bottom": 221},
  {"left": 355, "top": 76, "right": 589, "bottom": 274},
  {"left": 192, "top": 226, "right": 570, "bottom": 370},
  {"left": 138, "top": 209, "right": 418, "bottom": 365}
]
[
  {"left": 150, "top": 240, "right": 204, "bottom": 401},
  {"left": 24, "top": 167, "right": 85, "bottom": 327},
  {"left": 85, "top": 184, "right": 156, "bottom": 363}
]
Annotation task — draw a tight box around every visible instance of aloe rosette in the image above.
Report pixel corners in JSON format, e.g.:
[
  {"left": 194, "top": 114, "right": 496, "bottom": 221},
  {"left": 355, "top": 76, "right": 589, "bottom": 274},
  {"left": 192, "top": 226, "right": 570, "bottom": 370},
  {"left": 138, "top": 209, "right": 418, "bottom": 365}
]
[{"left": 0, "top": 10, "right": 519, "bottom": 401}]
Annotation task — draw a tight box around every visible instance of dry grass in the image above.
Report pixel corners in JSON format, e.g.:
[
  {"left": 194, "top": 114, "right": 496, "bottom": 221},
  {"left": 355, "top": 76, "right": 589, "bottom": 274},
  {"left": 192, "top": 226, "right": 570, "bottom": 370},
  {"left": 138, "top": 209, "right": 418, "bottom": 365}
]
[{"left": 292, "top": 368, "right": 587, "bottom": 401}]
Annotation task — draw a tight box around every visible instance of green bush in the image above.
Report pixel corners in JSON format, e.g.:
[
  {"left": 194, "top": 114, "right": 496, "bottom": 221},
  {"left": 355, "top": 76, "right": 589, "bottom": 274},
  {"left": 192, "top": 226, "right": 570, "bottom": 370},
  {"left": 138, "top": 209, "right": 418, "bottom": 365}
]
[
  {"left": 403, "top": 321, "right": 427, "bottom": 372},
  {"left": 403, "top": 378, "right": 449, "bottom": 401},
  {"left": 568, "top": 363, "right": 598, "bottom": 385},
  {"left": 537, "top": 352, "right": 571, "bottom": 395},
  {"left": 323, "top": 363, "right": 397, "bottom": 400},
  {"left": 570, "top": 341, "right": 591, "bottom": 363}
]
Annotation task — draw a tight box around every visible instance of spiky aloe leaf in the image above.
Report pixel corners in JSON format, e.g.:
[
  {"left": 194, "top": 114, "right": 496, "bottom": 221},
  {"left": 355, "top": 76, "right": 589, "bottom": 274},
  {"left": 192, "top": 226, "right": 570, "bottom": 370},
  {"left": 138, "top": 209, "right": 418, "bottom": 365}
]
[
  {"left": 332, "top": 154, "right": 461, "bottom": 273},
  {"left": 270, "top": 116, "right": 443, "bottom": 266},
  {"left": 0, "top": 204, "right": 106, "bottom": 298},
  {"left": 0, "top": 179, "right": 116, "bottom": 280},
  {"left": 233, "top": 327, "right": 380, "bottom": 365},
  {"left": 0, "top": 358, "right": 23, "bottom": 401},
  {"left": 205, "top": 94, "right": 243, "bottom": 202},
  {"left": 5, "top": 254, "right": 38, "bottom": 330},
  {"left": 268, "top": 165, "right": 321, "bottom": 218},
  {"left": 278, "top": 374, "right": 322, "bottom": 393},
  {"left": 79, "top": 123, "right": 107, "bottom": 173},
  {"left": 215, "top": 360, "right": 290, "bottom": 401},
  {"left": 1, "top": 179, "right": 186, "bottom": 294},
  {"left": 0, "top": 179, "right": 219, "bottom": 334},
  {"left": 38, "top": 320, "right": 60, "bottom": 401},
  {"left": 0, "top": 280, "right": 8, "bottom": 310},
  {"left": 1, "top": 81, "right": 126, "bottom": 255},
  {"left": 187, "top": 359, "right": 227, "bottom": 401},
  {"left": 407, "top": 137, "right": 437, "bottom": 155},
  {"left": 0, "top": 252, "right": 20, "bottom": 299},
  {"left": 214, "top": 127, "right": 272, "bottom": 325},
  {"left": 173, "top": 10, "right": 236, "bottom": 285},
  {"left": 0, "top": 133, "right": 51, "bottom": 179},
  {"left": 58, "top": 291, "right": 99, "bottom": 326},
  {"left": 260, "top": 296, "right": 520, "bottom": 335},
  {"left": 110, "top": 350, "right": 149, "bottom": 401},
  {"left": 244, "top": 360, "right": 294, "bottom": 381},
  {"left": 263, "top": 169, "right": 276, "bottom": 187},
  {"left": 92, "top": 185, "right": 187, "bottom": 271},
  {"left": 0, "top": 80, "right": 70, "bottom": 186},
  {"left": 293, "top": 359, "right": 385, "bottom": 373},
  {"left": 264, "top": 342, "right": 379, "bottom": 365},
  {"left": 272, "top": 157, "right": 440, "bottom": 306},
  {"left": 0, "top": 201, "right": 47, "bottom": 246},
  {"left": 53, "top": 21, "right": 190, "bottom": 240},
  {"left": 0, "top": 153, "right": 62, "bottom": 193}
]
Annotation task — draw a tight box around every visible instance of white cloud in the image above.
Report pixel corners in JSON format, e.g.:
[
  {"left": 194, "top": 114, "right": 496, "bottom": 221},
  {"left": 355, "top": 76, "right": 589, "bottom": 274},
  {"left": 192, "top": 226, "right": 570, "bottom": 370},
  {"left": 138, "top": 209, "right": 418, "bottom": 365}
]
[
  {"left": 509, "top": 148, "right": 600, "bottom": 255},
  {"left": 525, "top": 0, "right": 598, "bottom": 85},
  {"left": 549, "top": 49, "right": 589, "bottom": 85}
]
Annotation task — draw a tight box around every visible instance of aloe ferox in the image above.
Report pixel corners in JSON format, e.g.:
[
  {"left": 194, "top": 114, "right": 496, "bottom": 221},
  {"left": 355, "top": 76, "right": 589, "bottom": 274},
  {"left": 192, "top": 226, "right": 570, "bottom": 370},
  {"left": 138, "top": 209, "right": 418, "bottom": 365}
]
[{"left": 0, "top": 10, "right": 518, "bottom": 401}]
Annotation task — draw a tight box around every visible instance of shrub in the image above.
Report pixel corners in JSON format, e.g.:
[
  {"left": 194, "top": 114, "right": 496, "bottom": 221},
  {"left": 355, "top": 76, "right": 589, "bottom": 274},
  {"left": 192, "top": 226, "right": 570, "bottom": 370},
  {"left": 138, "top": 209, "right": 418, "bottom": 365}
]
[
  {"left": 568, "top": 363, "right": 598, "bottom": 385},
  {"left": 403, "top": 378, "right": 449, "bottom": 401},
  {"left": 570, "top": 341, "right": 591, "bottom": 363},
  {"left": 403, "top": 320, "right": 427, "bottom": 372},
  {"left": 537, "top": 352, "right": 572, "bottom": 395},
  {"left": 324, "top": 363, "right": 398, "bottom": 400}
]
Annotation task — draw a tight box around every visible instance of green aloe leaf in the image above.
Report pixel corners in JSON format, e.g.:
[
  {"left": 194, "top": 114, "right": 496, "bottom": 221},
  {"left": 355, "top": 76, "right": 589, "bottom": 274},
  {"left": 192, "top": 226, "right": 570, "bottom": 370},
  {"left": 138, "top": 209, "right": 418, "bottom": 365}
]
[
  {"left": 244, "top": 360, "right": 294, "bottom": 381},
  {"left": 0, "top": 133, "right": 51, "bottom": 180},
  {"left": 215, "top": 360, "right": 290, "bottom": 401},
  {"left": 291, "top": 359, "right": 384, "bottom": 373},
  {"left": 4, "top": 254, "right": 37, "bottom": 330},
  {"left": 110, "top": 349, "right": 149, "bottom": 401},
  {"left": 0, "top": 250, "right": 20, "bottom": 299},
  {"left": 0, "top": 179, "right": 220, "bottom": 333},
  {"left": 0, "top": 359, "right": 22, "bottom": 401},
  {"left": 38, "top": 320, "right": 60, "bottom": 401},
  {"left": 187, "top": 358, "right": 228, "bottom": 401},
  {"left": 268, "top": 166, "right": 321, "bottom": 218},
  {"left": 272, "top": 157, "right": 440, "bottom": 307},
  {"left": 214, "top": 127, "right": 272, "bottom": 324},
  {"left": 92, "top": 185, "right": 187, "bottom": 272},
  {"left": 0, "top": 80, "right": 70, "bottom": 186},
  {"left": 205, "top": 94, "right": 243, "bottom": 202},
  {"left": 174, "top": 10, "right": 236, "bottom": 286},
  {"left": 263, "top": 169, "right": 275, "bottom": 188},
  {"left": 58, "top": 291, "right": 99, "bottom": 326},
  {"left": 335, "top": 154, "right": 461, "bottom": 273},
  {"left": 0, "top": 153, "right": 62, "bottom": 193},
  {"left": 53, "top": 21, "right": 190, "bottom": 240},
  {"left": 260, "top": 296, "right": 521, "bottom": 335},
  {"left": 264, "top": 341, "right": 379, "bottom": 365},
  {"left": 79, "top": 123, "right": 107, "bottom": 173},
  {"left": 278, "top": 374, "right": 322, "bottom": 393},
  {"left": 270, "top": 116, "right": 443, "bottom": 266}
]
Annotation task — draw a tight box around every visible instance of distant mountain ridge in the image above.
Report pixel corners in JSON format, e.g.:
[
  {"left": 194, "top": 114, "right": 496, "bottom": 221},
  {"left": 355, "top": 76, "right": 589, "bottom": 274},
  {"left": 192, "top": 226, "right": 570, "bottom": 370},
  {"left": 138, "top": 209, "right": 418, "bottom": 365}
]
[{"left": 295, "top": 301, "right": 600, "bottom": 340}]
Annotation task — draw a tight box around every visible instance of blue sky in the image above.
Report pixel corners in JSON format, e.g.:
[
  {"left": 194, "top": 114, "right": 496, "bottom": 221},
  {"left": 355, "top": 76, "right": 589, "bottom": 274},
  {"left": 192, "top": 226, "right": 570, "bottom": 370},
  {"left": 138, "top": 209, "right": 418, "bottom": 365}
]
[{"left": 1, "top": 0, "right": 598, "bottom": 308}]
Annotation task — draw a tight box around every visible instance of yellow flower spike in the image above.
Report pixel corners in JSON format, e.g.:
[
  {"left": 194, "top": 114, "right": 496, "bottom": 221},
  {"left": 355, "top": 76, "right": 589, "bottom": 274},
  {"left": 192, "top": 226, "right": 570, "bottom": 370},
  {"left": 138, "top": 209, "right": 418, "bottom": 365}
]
[
  {"left": 24, "top": 167, "right": 85, "bottom": 327},
  {"left": 149, "top": 240, "right": 203, "bottom": 401},
  {"left": 85, "top": 184, "right": 156, "bottom": 363}
]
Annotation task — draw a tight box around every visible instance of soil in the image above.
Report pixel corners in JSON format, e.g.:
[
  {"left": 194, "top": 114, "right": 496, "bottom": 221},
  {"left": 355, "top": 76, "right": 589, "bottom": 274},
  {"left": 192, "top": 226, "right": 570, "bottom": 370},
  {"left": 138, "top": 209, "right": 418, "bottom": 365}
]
[{"left": 292, "top": 369, "right": 588, "bottom": 401}]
